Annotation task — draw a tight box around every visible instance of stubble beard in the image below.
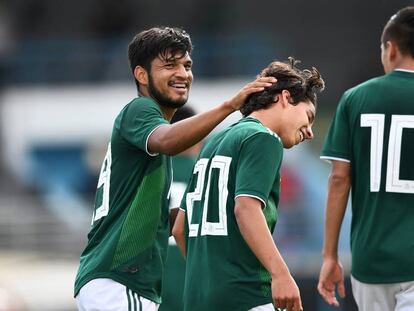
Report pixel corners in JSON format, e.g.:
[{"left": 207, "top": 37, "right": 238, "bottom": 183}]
[{"left": 148, "top": 74, "right": 188, "bottom": 109}]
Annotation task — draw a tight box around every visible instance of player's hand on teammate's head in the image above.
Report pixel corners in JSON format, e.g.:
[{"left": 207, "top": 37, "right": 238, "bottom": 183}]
[{"left": 225, "top": 77, "right": 277, "bottom": 111}]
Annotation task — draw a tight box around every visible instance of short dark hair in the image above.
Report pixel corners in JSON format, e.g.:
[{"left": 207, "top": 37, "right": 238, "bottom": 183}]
[
  {"left": 128, "top": 26, "right": 193, "bottom": 90},
  {"left": 381, "top": 6, "right": 414, "bottom": 58},
  {"left": 240, "top": 58, "right": 325, "bottom": 117},
  {"left": 171, "top": 105, "right": 197, "bottom": 124}
]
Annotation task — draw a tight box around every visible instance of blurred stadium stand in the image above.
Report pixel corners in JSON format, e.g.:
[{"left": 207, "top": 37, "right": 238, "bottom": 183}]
[{"left": 3, "top": 33, "right": 285, "bottom": 85}]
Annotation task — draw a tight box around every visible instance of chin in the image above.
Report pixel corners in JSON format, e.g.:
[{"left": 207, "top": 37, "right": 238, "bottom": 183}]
[
  {"left": 171, "top": 95, "right": 189, "bottom": 105},
  {"left": 281, "top": 140, "right": 295, "bottom": 149},
  {"left": 161, "top": 97, "right": 188, "bottom": 109}
]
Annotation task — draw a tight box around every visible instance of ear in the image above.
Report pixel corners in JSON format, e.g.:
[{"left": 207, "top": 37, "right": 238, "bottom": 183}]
[
  {"left": 280, "top": 90, "right": 291, "bottom": 108},
  {"left": 134, "top": 66, "right": 149, "bottom": 86},
  {"left": 386, "top": 40, "right": 398, "bottom": 61}
]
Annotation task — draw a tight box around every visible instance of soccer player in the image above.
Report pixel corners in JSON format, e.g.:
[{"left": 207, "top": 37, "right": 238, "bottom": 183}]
[
  {"left": 74, "top": 26, "right": 275, "bottom": 311},
  {"left": 173, "top": 58, "right": 325, "bottom": 311},
  {"left": 317, "top": 6, "right": 414, "bottom": 311}
]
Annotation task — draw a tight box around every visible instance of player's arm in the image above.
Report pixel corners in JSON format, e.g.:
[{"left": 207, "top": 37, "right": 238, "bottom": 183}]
[
  {"left": 235, "top": 196, "right": 302, "bottom": 311},
  {"left": 148, "top": 77, "right": 276, "bottom": 155},
  {"left": 318, "top": 160, "right": 351, "bottom": 307},
  {"left": 169, "top": 207, "right": 179, "bottom": 236},
  {"left": 172, "top": 209, "right": 186, "bottom": 258}
]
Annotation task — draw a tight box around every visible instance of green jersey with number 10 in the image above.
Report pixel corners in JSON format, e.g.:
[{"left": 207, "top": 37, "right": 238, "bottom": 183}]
[
  {"left": 74, "top": 97, "right": 172, "bottom": 303},
  {"left": 181, "top": 117, "right": 284, "bottom": 311},
  {"left": 321, "top": 70, "right": 414, "bottom": 283}
]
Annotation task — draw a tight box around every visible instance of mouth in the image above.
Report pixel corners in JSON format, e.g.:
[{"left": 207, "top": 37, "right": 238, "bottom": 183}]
[
  {"left": 168, "top": 81, "right": 189, "bottom": 90},
  {"left": 298, "top": 131, "right": 304, "bottom": 143}
]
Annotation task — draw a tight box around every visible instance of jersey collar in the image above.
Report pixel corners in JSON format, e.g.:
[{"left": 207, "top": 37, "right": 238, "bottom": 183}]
[
  {"left": 244, "top": 116, "right": 281, "bottom": 141},
  {"left": 394, "top": 68, "right": 414, "bottom": 73}
]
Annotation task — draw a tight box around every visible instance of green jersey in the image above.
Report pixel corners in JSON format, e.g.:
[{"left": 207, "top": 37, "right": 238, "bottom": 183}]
[
  {"left": 321, "top": 70, "right": 414, "bottom": 283},
  {"left": 160, "top": 155, "right": 196, "bottom": 311},
  {"left": 74, "top": 97, "right": 172, "bottom": 303},
  {"left": 181, "top": 117, "right": 283, "bottom": 311}
]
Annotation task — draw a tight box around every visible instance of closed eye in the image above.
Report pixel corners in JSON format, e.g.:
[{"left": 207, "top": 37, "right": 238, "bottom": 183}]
[{"left": 308, "top": 110, "right": 315, "bottom": 124}]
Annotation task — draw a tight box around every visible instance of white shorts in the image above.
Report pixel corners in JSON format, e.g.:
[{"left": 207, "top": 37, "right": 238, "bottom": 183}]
[
  {"left": 351, "top": 276, "right": 414, "bottom": 311},
  {"left": 76, "top": 278, "right": 159, "bottom": 311},
  {"left": 249, "top": 303, "right": 275, "bottom": 310}
]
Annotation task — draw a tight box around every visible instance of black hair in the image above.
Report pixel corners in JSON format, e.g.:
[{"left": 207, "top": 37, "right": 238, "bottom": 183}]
[
  {"left": 240, "top": 57, "right": 325, "bottom": 117},
  {"left": 381, "top": 6, "right": 414, "bottom": 58},
  {"left": 128, "top": 26, "right": 193, "bottom": 91},
  {"left": 171, "top": 105, "right": 197, "bottom": 124}
]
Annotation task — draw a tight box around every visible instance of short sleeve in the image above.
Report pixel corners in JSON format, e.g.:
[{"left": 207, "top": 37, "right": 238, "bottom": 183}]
[
  {"left": 235, "top": 132, "right": 283, "bottom": 206},
  {"left": 120, "top": 98, "right": 169, "bottom": 155},
  {"left": 320, "top": 92, "right": 351, "bottom": 162}
]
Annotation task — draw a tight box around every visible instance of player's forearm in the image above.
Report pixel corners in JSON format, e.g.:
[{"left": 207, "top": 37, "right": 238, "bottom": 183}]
[
  {"left": 322, "top": 166, "right": 351, "bottom": 259},
  {"left": 174, "top": 233, "right": 186, "bottom": 259},
  {"left": 235, "top": 200, "right": 290, "bottom": 279},
  {"left": 169, "top": 208, "right": 179, "bottom": 236},
  {"left": 172, "top": 210, "right": 187, "bottom": 258},
  {"left": 148, "top": 102, "right": 235, "bottom": 155}
]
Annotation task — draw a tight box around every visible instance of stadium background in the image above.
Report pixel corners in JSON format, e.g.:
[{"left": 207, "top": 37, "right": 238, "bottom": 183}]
[{"left": 0, "top": 0, "right": 412, "bottom": 310}]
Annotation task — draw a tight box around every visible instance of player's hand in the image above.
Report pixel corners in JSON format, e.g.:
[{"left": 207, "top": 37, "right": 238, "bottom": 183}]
[
  {"left": 272, "top": 273, "right": 303, "bottom": 311},
  {"left": 225, "top": 76, "right": 276, "bottom": 111},
  {"left": 317, "top": 257, "right": 345, "bottom": 307}
]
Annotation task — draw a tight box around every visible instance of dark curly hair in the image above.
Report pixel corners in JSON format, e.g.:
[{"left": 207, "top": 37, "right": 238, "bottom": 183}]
[
  {"left": 128, "top": 26, "right": 193, "bottom": 91},
  {"left": 240, "top": 57, "right": 325, "bottom": 117}
]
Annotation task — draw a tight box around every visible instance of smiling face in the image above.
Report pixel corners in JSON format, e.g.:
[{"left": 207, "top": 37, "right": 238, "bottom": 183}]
[
  {"left": 147, "top": 51, "right": 193, "bottom": 108},
  {"left": 278, "top": 99, "right": 316, "bottom": 149}
]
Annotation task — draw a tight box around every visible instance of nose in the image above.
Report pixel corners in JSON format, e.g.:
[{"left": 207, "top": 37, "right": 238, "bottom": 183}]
[
  {"left": 304, "top": 126, "right": 313, "bottom": 140},
  {"left": 175, "top": 64, "right": 190, "bottom": 79}
]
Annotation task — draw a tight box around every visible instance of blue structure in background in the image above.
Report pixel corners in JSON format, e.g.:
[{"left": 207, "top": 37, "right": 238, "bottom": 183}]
[
  {"left": 27, "top": 144, "right": 93, "bottom": 229},
  {"left": 29, "top": 145, "right": 90, "bottom": 193}
]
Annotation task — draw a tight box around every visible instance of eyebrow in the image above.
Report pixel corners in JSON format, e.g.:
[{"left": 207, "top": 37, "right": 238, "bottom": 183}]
[
  {"left": 164, "top": 56, "right": 193, "bottom": 66},
  {"left": 164, "top": 50, "right": 191, "bottom": 60}
]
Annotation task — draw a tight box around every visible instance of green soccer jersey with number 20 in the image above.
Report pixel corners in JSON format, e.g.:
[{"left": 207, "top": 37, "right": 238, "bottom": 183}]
[{"left": 181, "top": 117, "right": 283, "bottom": 311}]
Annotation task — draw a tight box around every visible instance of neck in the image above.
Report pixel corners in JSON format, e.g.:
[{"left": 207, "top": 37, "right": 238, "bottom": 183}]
[
  {"left": 138, "top": 86, "right": 150, "bottom": 98},
  {"left": 160, "top": 106, "right": 177, "bottom": 121},
  {"left": 138, "top": 87, "right": 176, "bottom": 121},
  {"left": 249, "top": 109, "right": 282, "bottom": 135},
  {"left": 392, "top": 56, "right": 414, "bottom": 71}
]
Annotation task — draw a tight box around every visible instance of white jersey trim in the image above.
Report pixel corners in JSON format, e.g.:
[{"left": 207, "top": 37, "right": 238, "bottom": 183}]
[
  {"left": 179, "top": 207, "right": 186, "bottom": 212},
  {"left": 235, "top": 194, "right": 266, "bottom": 207},
  {"left": 395, "top": 68, "right": 414, "bottom": 73},
  {"left": 145, "top": 124, "right": 165, "bottom": 156},
  {"left": 245, "top": 116, "right": 282, "bottom": 142},
  {"left": 320, "top": 156, "right": 351, "bottom": 163}
]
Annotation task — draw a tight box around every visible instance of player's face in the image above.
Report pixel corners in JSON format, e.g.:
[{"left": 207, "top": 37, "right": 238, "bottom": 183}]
[
  {"left": 279, "top": 100, "right": 315, "bottom": 149},
  {"left": 148, "top": 51, "right": 193, "bottom": 108}
]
